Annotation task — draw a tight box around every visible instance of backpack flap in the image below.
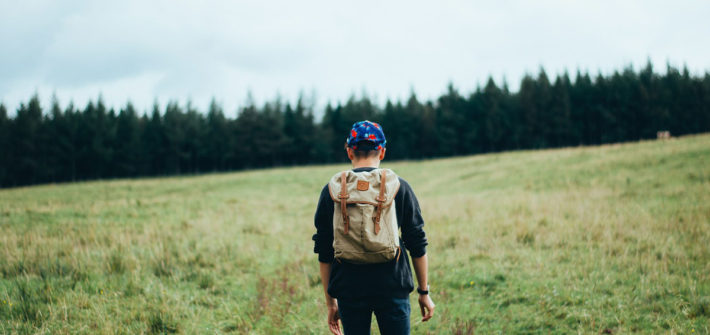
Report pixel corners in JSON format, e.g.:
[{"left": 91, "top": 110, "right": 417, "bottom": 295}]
[{"left": 328, "top": 169, "right": 400, "bottom": 211}]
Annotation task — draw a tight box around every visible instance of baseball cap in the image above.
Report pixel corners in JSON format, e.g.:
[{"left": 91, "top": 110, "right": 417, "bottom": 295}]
[{"left": 346, "top": 120, "right": 386, "bottom": 150}]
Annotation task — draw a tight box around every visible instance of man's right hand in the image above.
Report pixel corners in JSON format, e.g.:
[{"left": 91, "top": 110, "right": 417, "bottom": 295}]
[{"left": 327, "top": 300, "right": 342, "bottom": 335}]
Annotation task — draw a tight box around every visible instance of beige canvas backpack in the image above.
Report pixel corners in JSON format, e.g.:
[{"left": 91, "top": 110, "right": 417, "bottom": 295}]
[{"left": 328, "top": 168, "right": 401, "bottom": 264}]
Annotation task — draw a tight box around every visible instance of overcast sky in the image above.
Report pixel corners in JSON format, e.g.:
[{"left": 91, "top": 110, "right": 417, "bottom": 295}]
[{"left": 1, "top": 0, "right": 709, "bottom": 117}]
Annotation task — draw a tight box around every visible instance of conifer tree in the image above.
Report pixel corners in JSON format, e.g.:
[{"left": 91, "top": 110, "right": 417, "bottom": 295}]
[
  {"left": 0, "top": 103, "right": 9, "bottom": 186},
  {"left": 163, "top": 101, "right": 186, "bottom": 174},
  {"left": 115, "top": 102, "right": 142, "bottom": 177},
  {"left": 549, "top": 73, "right": 573, "bottom": 147},
  {"left": 142, "top": 103, "right": 165, "bottom": 175},
  {"left": 183, "top": 101, "right": 204, "bottom": 173},
  {"left": 204, "top": 99, "right": 230, "bottom": 171},
  {"left": 436, "top": 84, "right": 466, "bottom": 155},
  {"left": 40, "top": 95, "right": 65, "bottom": 181},
  {"left": 11, "top": 94, "right": 43, "bottom": 185}
]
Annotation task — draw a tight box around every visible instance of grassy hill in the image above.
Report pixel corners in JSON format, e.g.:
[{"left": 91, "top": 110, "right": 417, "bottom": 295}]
[{"left": 1, "top": 134, "right": 709, "bottom": 334}]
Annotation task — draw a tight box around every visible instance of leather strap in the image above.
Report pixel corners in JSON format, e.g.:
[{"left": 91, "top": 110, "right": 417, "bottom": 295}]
[
  {"left": 338, "top": 171, "right": 350, "bottom": 234},
  {"left": 373, "top": 169, "right": 387, "bottom": 235}
]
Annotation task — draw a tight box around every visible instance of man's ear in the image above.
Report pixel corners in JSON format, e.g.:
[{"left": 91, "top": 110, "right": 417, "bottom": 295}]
[
  {"left": 346, "top": 147, "right": 355, "bottom": 161},
  {"left": 379, "top": 148, "right": 386, "bottom": 160}
]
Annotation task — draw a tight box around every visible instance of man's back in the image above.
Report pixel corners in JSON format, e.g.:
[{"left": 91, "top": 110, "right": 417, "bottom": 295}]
[
  {"left": 313, "top": 120, "right": 435, "bottom": 335},
  {"left": 313, "top": 167, "right": 427, "bottom": 299}
]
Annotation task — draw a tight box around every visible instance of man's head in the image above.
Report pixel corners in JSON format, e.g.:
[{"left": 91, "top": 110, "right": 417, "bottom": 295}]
[{"left": 345, "top": 120, "right": 387, "bottom": 165}]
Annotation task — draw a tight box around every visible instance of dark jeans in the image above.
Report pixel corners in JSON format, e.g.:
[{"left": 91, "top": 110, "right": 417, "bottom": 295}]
[{"left": 338, "top": 296, "right": 410, "bottom": 335}]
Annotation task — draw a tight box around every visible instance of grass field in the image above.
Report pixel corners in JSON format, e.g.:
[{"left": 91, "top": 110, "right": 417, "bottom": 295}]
[{"left": 1, "top": 134, "right": 709, "bottom": 334}]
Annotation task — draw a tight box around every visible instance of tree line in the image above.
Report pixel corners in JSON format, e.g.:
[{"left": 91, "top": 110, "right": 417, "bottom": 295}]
[{"left": 1, "top": 62, "right": 709, "bottom": 188}]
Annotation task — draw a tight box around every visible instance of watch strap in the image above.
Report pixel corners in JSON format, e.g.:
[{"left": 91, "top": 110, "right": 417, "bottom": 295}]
[{"left": 417, "top": 285, "right": 430, "bottom": 295}]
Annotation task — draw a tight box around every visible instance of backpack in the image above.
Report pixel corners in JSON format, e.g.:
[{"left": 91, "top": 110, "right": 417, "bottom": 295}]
[{"left": 328, "top": 168, "right": 401, "bottom": 264}]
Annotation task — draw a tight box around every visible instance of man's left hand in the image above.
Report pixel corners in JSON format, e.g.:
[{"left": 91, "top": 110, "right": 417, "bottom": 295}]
[{"left": 418, "top": 294, "right": 435, "bottom": 322}]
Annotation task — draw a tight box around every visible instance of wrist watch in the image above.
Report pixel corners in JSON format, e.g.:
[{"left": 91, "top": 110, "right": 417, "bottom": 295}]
[{"left": 417, "top": 284, "right": 430, "bottom": 295}]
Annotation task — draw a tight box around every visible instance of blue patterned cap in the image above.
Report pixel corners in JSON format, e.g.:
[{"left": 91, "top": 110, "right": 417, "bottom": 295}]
[{"left": 346, "top": 120, "right": 386, "bottom": 150}]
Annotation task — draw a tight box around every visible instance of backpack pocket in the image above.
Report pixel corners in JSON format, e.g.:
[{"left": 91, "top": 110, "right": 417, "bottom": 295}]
[{"left": 333, "top": 203, "right": 397, "bottom": 264}]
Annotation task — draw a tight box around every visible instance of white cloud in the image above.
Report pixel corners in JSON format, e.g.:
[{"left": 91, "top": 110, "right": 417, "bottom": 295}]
[{"left": 1, "top": 0, "right": 709, "bottom": 115}]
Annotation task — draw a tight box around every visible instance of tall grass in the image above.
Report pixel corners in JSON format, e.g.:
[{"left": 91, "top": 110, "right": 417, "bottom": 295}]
[{"left": 1, "top": 134, "right": 708, "bottom": 334}]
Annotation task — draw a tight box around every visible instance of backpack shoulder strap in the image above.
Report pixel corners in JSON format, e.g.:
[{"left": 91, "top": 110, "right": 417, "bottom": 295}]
[{"left": 337, "top": 171, "right": 350, "bottom": 234}]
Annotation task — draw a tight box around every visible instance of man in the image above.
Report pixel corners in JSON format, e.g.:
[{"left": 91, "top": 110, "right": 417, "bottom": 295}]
[{"left": 312, "top": 120, "right": 435, "bottom": 335}]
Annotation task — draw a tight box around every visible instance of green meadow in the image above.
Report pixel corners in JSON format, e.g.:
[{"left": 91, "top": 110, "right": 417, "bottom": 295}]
[{"left": 1, "top": 134, "right": 709, "bottom": 334}]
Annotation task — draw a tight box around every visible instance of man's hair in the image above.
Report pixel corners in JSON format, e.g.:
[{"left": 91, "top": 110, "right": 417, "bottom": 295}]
[{"left": 347, "top": 140, "right": 382, "bottom": 159}]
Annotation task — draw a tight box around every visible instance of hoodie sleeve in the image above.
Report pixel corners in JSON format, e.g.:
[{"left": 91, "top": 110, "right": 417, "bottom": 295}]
[
  {"left": 396, "top": 178, "right": 428, "bottom": 258},
  {"left": 313, "top": 185, "right": 335, "bottom": 263}
]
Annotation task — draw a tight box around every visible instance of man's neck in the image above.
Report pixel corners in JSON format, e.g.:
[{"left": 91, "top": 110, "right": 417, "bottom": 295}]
[{"left": 352, "top": 160, "right": 380, "bottom": 169}]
